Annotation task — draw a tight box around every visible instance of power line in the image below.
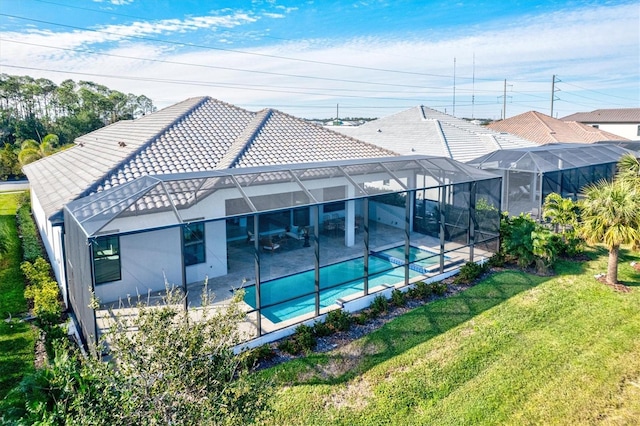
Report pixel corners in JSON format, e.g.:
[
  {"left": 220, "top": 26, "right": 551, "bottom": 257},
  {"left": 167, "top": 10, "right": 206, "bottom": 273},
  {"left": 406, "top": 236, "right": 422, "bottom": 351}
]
[
  {"left": 0, "top": 64, "right": 461, "bottom": 103},
  {"left": 0, "top": 13, "right": 472, "bottom": 81}
]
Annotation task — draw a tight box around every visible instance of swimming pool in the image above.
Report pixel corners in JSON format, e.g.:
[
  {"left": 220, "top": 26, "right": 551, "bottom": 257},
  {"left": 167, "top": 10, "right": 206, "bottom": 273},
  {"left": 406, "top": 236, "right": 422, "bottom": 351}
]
[
  {"left": 242, "top": 256, "right": 416, "bottom": 323},
  {"left": 242, "top": 246, "right": 439, "bottom": 323},
  {"left": 374, "top": 245, "right": 446, "bottom": 274}
]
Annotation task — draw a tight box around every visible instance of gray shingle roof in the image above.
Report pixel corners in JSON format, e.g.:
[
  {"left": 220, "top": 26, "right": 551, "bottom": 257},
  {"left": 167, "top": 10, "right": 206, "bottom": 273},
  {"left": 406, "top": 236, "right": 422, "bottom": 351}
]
[
  {"left": 23, "top": 96, "right": 395, "bottom": 222},
  {"left": 330, "top": 106, "right": 536, "bottom": 162}
]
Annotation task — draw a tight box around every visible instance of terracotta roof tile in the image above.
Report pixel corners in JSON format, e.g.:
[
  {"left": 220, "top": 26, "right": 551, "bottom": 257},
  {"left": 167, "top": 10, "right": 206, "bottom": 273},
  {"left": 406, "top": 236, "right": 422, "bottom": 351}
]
[
  {"left": 486, "top": 111, "right": 628, "bottom": 144},
  {"left": 561, "top": 108, "right": 640, "bottom": 123}
]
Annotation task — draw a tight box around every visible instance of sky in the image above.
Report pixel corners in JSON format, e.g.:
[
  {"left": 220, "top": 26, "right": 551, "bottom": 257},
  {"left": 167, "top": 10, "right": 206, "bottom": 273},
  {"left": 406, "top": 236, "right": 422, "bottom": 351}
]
[{"left": 0, "top": 0, "right": 638, "bottom": 120}]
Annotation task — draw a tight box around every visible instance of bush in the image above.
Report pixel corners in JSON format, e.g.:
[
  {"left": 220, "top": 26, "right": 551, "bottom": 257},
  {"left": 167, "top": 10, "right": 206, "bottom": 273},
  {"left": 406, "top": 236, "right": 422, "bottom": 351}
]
[
  {"left": 278, "top": 324, "right": 316, "bottom": 355},
  {"left": 353, "top": 312, "right": 368, "bottom": 325},
  {"left": 325, "top": 309, "right": 351, "bottom": 332},
  {"left": 16, "top": 201, "right": 43, "bottom": 262},
  {"left": 487, "top": 253, "right": 505, "bottom": 267},
  {"left": 390, "top": 289, "right": 407, "bottom": 307},
  {"left": 242, "top": 344, "right": 276, "bottom": 369},
  {"left": 454, "top": 261, "right": 488, "bottom": 284},
  {"left": 432, "top": 282, "right": 448, "bottom": 296},
  {"left": 313, "top": 320, "right": 332, "bottom": 337},
  {"left": 369, "top": 295, "right": 388, "bottom": 316},
  {"left": 21, "top": 257, "right": 61, "bottom": 327},
  {"left": 408, "top": 281, "right": 432, "bottom": 300}
]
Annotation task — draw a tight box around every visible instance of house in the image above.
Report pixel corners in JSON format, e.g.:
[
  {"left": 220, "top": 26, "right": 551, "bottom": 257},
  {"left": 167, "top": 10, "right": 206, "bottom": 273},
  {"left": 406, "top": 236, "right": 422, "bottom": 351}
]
[
  {"left": 22, "top": 96, "right": 395, "bottom": 307},
  {"left": 328, "top": 106, "right": 537, "bottom": 162},
  {"left": 487, "top": 111, "right": 629, "bottom": 144},
  {"left": 561, "top": 108, "right": 640, "bottom": 140},
  {"left": 24, "top": 97, "right": 503, "bottom": 350}
]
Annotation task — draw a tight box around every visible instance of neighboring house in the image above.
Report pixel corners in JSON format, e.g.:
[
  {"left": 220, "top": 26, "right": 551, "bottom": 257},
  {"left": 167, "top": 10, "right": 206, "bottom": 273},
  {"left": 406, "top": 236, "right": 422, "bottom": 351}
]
[
  {"left": 561, "top": 108, "right": 640, "bottom": 140},
  {"left": 22, "top": 96, "right": 395, "bottom": 308},
  {"left": 328, "top": 106, "right": 537, "bottom": 162},
  {"left": 487, "top": 111, "right": 628, "bottom": 144},
  {"left": 24, "top": 96, "right": 504, "bottom": 350}
]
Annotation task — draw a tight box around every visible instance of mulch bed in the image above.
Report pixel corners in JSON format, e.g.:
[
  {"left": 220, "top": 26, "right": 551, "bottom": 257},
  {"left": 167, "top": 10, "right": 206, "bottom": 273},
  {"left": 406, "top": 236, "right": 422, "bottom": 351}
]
[{"left": 595, "top": 274, "right": 632, "bottom": 293}]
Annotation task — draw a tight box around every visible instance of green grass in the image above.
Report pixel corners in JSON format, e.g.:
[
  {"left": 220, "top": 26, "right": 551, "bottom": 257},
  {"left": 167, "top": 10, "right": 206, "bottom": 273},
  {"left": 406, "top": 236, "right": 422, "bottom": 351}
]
[
  {"left": 262, "top": 248, "right": 640, "bottom": 425},
  {"left": 0, "top": 192, "right": 35, "bottom": 400}
]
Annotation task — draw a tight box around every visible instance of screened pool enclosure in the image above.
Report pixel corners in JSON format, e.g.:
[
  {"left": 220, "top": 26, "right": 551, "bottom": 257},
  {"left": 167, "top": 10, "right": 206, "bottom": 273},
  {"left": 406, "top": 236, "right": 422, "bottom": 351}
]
[
  {"left": 63, "top": 156, "right": 501, "bottom": 348},
  {"left": 467, "top": 143, "right": 636, "bottom": 218}
]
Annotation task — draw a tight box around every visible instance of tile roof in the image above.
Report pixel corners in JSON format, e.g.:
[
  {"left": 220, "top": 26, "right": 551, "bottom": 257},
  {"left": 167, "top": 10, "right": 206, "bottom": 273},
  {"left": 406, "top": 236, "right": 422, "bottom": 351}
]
[
  {"left": 561, "top": 108, "right": 640, "bottom": 123},
  {"left": 486, "top": 111, "right": 628, "bottom": 144},
  {"left": 329, "top": 106, "right": 536, "bottom": 162},
  {"left": 23, "top": 96, "right": 395, "bottom": 222}
]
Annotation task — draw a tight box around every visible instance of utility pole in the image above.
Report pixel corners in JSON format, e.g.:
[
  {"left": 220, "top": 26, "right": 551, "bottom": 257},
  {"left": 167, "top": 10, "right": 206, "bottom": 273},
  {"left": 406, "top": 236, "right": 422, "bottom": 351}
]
[
  {"left": 452, "top": 57, "right": 456, "bottom": 117},
  {"left": 497, "top": 79, "right": 512, "bottom": 120},
  {"left": 550, "top": 75, "right": 560, "bottom": 118},
  {"left": 550, "top": 75, "right": 555, "bottom": 118},
  {"left": 471, "top": 53, "right": 475, "bottom": 119},
  {"left": 503, "top": 79, "right": 507, "bottom": 120}
]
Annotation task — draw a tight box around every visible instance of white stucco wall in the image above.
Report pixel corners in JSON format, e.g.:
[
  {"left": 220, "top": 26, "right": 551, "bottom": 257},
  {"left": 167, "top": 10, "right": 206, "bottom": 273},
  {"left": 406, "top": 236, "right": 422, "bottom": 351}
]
[
  {"left": 94, "top": 227, "right": 183, "bottom": 303},
  {"left": 588, "top": 123, "right": 639, "bottom": 140},
  {"left": 30, "top": 190, "right": 68, "bottom": 306},
  {"left": 185, "top": 220, "right": 228, "bottom": 283}
]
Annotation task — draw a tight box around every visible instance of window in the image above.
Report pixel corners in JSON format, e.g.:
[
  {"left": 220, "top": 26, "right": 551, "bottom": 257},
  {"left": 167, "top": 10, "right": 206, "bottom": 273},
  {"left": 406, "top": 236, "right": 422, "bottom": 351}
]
[
  {"left": 591, "top": 124, "right": 599, "bottom": 129},
  {"left": 637, "top": 125, "right": 640, "bottom": 136},
  {"left": 183, "top": 223, "right": 205, "bottom": 266},
  {"left": 93, "top": 236, "right": 121, "bottom": 284}
]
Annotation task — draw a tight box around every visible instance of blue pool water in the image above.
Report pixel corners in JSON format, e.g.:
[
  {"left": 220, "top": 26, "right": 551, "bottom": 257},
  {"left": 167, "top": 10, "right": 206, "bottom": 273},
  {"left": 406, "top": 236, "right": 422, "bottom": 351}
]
[
  {"left": 375, "top": 246, "right": 447, "bottom": 274},
  {"left": 242, "top": 246, "right": 440, "bottom": 323}
]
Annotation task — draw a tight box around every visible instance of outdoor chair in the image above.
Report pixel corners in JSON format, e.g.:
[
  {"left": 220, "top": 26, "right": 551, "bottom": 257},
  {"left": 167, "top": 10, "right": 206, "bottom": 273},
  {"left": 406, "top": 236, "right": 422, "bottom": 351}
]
[{"left": 260, "top": 237, "right": 280, "bottom": 253}]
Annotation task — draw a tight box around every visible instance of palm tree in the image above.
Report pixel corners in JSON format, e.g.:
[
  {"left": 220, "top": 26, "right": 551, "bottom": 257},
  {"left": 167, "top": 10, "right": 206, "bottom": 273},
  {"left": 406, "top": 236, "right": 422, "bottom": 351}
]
[
  {"left": 579, "top": 178, "right": 640, "bottom": 285},
  {"left": 17, "top": 137, "right": 54, "bottom": 165},
  {"left": 616, "top": 153, "right": 640, "bottom": 251},
  {"left": 542, "top": 192, "right": 579, "bottom": 234},
  {"left": 617, "top": 153, "right": 640, "bottom": 183}
]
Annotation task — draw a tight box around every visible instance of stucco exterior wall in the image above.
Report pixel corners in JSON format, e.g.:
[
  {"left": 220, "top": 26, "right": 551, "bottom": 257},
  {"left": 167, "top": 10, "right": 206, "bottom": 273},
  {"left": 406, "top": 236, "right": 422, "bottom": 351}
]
[
  {"left": 30, "top": 190, "right": 68, "bottom": 306},
  {"left": 94, "top": 227, "right": 183, "bottom": 303}
]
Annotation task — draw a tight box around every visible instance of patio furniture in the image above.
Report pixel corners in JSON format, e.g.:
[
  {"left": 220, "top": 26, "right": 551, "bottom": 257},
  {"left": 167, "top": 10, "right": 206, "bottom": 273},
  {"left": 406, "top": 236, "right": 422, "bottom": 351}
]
[{"left": 260, "top": 237, "right": 280, "bottom": 253}]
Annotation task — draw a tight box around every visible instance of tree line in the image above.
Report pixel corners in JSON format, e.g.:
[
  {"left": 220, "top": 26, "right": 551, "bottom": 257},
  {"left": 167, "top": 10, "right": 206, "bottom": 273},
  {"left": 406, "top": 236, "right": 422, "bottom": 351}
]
[{"left": 0, "top": 74, "right": 155, "bottom": 179}]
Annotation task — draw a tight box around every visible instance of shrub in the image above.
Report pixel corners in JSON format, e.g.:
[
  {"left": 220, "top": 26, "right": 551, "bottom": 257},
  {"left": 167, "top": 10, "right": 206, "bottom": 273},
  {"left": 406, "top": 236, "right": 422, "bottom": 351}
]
[
  {"left": 454, "top": 261, "right": 488, "bottom": 284},
  {"left": 16, "top": 201, "right": 43, "bottom": 262},
  {"left": 313, "top": 320, "right": 332, "bottom": 337},
  {"left": 560, "top": 231, "right": 585, "bottom": 257},
  {"left": 487, "top": 253, "right": 505, "bottom": 267},
  {"left": 325, "top": 309, "right": 351, "bottom": 332},
  {"left": 21, "top": 257, "right": 61, "bottom": 327},
  {"left": 278, "top": 324, "right": 316, "bottom": 355},
  {"left": 353, "top": 312, "right": 368, "bottom": 325},
  {"left": 408, "top": 281, "right": 432, "bottom": 300},
  {"left": 242, "top": 344, "right": 276, "bottom": 369},
  {"left": 432, "top": 282, "right": 448, "bottom": 296},
  {"left": 390, "top": 289, "right": 406, "bottom": 307},
  {"left": 369, "top": 295, "right": 388, "bottom": 316},
  {"left": 500, "top": 213, "right": 537, "bottom": 268}
]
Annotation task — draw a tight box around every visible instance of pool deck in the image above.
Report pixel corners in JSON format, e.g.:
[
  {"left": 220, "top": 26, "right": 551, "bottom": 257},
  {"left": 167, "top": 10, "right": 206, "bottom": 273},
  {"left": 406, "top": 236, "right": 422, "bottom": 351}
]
[{"left": 95, "top": 223, "right": 494, "bottom": 342}]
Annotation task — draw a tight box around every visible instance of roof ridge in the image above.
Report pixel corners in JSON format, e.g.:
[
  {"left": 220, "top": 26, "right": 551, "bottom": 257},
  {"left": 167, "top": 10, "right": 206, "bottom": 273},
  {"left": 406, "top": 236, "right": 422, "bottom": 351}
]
[
  {"left": 215, "top": 109, "right": 273, "bottom": 169},
  {"left": 434, "top": 119, "right": 453, "bottom": 158},
  {"left": 80, "top": 96, "right": 209, "bottom": 199}
]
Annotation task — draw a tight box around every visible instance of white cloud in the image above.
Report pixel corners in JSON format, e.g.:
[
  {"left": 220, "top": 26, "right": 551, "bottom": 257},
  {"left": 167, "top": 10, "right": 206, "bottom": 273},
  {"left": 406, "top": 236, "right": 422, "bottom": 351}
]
[{"left": 0, "top": 2, "right": 637, "bottom": 119}]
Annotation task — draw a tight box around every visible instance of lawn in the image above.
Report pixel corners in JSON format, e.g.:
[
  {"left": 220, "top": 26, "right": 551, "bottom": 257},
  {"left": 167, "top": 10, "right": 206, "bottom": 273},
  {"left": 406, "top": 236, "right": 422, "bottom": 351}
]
[
  {"left": 262, "top": 248, "right": 640, "bottom": 425},
  {"left": 0, "top": 192, "right": 35, "bottom": 400}
]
